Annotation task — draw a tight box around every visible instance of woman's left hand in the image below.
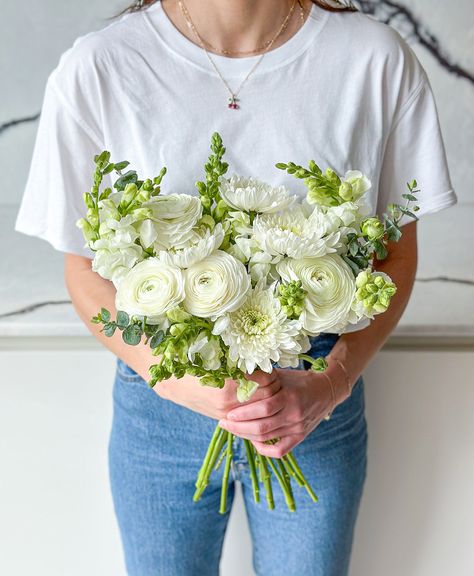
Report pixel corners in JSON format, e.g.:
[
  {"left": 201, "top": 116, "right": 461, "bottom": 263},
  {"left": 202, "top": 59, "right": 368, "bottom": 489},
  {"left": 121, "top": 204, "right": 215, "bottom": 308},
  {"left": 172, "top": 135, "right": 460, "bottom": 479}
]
[{"left": 218, "top": 368, "right": 336, "bottom": 458}]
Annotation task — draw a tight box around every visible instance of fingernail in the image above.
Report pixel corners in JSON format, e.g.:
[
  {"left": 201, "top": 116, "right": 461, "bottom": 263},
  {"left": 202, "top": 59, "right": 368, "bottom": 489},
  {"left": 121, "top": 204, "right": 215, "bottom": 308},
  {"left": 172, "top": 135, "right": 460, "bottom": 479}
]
[
  {"left": 218, "top": 420, "right": 227, "bottom": 429},
  {"left": 227, "top": 412, "right": 237, "bottom": 420}
]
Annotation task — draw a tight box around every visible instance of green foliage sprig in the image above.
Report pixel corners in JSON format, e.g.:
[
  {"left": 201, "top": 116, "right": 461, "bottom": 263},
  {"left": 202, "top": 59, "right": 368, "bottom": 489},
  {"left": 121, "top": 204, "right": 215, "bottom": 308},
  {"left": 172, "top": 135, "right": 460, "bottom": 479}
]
[{"left": 195, "top": 133, "right": 229, "bottom": 220}]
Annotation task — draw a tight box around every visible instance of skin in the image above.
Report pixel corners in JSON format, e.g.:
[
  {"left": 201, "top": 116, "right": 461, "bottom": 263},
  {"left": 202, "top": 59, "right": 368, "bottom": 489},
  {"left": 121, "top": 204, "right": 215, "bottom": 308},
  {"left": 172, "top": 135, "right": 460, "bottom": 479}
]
[{"left": 65, "top": 0, "right": 419, "bottom": 458}]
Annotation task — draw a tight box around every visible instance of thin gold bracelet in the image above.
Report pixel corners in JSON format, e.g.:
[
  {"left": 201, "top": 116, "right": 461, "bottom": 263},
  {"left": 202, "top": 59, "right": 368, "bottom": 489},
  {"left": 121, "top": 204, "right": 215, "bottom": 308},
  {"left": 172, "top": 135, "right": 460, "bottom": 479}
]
[
  {"left": 327, "top": 355, "right": 352, "bottom": 399},
  {"left": 321, "top": 372, "right": 337, "bottom": 421}
]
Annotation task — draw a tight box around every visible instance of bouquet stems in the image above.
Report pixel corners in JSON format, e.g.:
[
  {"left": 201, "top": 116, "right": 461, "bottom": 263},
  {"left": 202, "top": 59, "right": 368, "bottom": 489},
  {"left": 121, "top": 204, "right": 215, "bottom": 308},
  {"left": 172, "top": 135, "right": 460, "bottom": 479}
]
[{"left": 193, "top": 424, "right": 318, "bottom": 513}]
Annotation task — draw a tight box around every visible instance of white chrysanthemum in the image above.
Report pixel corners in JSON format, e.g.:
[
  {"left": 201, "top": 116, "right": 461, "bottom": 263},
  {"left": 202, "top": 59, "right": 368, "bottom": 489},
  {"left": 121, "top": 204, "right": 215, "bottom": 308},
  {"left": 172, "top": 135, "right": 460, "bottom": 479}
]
[
  {"left": 141, "top": 194, "right": 203, "bottom": 250},
  {"left": 183, "top": 251, "right": 250, "bottom": 319},
  {"left": 253, "top": 207, "right": 341, "bottom": 260},
  {"left": 219, "top": 174, "right": 296, "bottom": 213},
  {"left": 158, "top": 223, "right": 224, "bottom": 268},
  {"left": 115, "top": 258, "right": 185, "bottom": 324},
  {"left": 277, "top": 254, "right": 356, "bottom": 335},
  {"left": 212, "top": 284, "right": 303, "bottom": 374}
]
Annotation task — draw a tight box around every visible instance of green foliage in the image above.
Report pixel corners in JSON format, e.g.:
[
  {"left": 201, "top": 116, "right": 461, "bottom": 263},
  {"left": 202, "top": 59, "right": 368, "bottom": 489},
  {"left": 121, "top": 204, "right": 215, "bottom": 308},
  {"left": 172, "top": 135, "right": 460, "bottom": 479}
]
[{"left": 195, "top": 132, "right": 229, "bottom": 219}]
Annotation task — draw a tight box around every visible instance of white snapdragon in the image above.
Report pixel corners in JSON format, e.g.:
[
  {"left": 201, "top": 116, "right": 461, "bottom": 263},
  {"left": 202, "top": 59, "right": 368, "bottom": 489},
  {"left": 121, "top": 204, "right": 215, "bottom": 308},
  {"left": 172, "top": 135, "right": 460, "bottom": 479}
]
[
  {"left": 187, "top": 333, "right": 223, "bottom": 371},
  {"left": 115, "top": 258, "right": 185, "bottom": 324},
  {"left": 183, "top": 251, "right": 250, "bottom": 319}
]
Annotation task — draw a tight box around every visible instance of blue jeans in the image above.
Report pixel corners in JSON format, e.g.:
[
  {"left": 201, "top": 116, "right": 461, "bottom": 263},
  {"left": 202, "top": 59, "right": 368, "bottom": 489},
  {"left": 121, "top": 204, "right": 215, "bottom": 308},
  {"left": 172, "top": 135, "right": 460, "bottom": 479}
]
[{"left": 108, "top": 333, "right": 367, "bottom": 576}]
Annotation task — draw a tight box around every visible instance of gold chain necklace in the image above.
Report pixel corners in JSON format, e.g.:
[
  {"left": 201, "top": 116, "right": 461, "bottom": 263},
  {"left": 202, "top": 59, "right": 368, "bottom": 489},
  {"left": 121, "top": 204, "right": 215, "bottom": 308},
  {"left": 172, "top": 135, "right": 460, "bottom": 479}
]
[{"left": 177, "top": 0, "right": 305, "bottom": 109}]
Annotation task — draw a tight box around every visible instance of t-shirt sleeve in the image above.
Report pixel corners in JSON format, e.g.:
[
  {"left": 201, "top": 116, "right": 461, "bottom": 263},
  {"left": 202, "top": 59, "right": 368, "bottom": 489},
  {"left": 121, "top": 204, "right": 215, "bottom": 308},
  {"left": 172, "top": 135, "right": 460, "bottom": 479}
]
[
  {"left": 375, "top": 68, "right": 457, "bottom": 227},
  {"left": 14, "top": 69, "right": 105, "bottom": 258}
]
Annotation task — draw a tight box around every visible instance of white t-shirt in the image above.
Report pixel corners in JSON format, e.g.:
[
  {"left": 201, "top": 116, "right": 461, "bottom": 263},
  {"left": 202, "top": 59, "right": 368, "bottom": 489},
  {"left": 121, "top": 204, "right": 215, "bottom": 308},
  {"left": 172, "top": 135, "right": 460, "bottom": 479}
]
[{"left": 15, "top": 1, "right": 457, "bottom": 334}]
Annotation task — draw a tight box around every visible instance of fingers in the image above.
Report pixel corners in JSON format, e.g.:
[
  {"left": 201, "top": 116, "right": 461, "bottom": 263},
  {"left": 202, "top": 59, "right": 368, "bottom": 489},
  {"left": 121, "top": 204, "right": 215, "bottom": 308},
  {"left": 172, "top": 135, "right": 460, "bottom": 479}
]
[
  {"left": 245, "top": 380, "right": 281, "bottom": 404},
  {"left": 219, "top": 409, "right": 305, "bottom": 442},
  {"left": 252, "top": 434, "right": 305, "bottom": 459},
  {"left": 226, "top": 388, "right": 285, "bottom": 421},
  {"left": 246, "top": 369, "right": 279, "bottom": 388}
]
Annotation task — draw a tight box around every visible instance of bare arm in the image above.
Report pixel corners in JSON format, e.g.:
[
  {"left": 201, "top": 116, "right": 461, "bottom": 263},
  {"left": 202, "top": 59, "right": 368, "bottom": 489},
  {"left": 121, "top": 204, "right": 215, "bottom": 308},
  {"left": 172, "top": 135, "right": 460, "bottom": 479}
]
[
  {"left": 64, "top": 254, "right": 280, "bottom": 418},
  {"left": 327, "top": 219, "right": 418, "bottom": 397}
]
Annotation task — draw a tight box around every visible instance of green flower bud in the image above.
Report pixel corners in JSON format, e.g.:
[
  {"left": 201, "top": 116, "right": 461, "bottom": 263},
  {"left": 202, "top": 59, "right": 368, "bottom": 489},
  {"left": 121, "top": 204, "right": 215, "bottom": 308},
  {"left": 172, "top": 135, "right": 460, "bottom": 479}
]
[
  {"left": 361, "top": 217, "right": 385, "bottom": 241},
  {"left": 76, "top": 218, "right": 97, "bottom": 242},
  {"left": 309, "top": 356, "right": 328, "bottom": 372},
  {"left": 278, "top": 281, "right": 306, "bottom": 319},
  {"left": 199, "top": 214, "right": 216, "bottom": 230},
  {"left": 120, "top": 183, "right": 139, "bottom": 208},
  {"left": 355, "top": 270, "right": 397, "bottom": 316},
  {"left": 166, "top": 307, "right": 192, "bottom": 323},
  {"left": 338, "top": 181, "right": 353, "bottom": 201}
]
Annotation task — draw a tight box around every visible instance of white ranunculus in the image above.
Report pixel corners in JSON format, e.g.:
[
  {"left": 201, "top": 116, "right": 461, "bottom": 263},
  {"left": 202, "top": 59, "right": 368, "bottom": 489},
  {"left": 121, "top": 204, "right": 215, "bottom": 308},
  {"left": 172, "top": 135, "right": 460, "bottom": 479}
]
[
  {"left": 183, "top": 250, "right": 250, "bottom": 319},
  {"left": 115, "top": 258, "right": 185, "bottom": 324},
  {"left": 219, "top": 174, "right": 296, "bottom": 214},
  {"left": 277, "top": 254, "right": 356, "bottom": 335},
  {"left": 92, "top": 244, "right": 143, "bottom": 287},
  {"left": 143, "top": 194, "right": 203, "bottom": 251},
  {"left": 253, "top": 207, "right": 341, "bottom": 260},
  {"left": 212, "top": 283, "right": 303, "bottom": 374},
  {"left": 158, "top": 223, "right": 224, "bottom": 268}
]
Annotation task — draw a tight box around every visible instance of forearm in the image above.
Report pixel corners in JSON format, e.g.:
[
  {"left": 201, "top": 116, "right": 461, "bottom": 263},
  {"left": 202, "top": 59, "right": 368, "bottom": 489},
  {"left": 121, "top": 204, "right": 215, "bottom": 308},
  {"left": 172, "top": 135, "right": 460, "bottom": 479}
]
[
  {"left": 64, "top": 254, "right": 156, "bottom": 381},
  {"left": 325, "top": 224, "right": 418, "bottom": 403}
]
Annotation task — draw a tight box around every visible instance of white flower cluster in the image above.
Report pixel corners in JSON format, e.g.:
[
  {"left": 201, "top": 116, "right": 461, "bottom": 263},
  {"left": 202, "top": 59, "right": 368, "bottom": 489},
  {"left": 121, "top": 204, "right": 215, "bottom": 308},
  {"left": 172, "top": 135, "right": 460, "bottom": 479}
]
[{"left": 83, "top": 164, "right": 396, "bottom": 383}]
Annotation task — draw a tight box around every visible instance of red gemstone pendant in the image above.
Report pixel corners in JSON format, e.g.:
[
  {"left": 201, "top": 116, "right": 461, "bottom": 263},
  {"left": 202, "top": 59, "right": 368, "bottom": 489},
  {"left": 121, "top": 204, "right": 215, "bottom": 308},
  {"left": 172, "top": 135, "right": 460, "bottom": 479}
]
[{"left": 228, "top": 96, "right": 240, "bottom": 110}]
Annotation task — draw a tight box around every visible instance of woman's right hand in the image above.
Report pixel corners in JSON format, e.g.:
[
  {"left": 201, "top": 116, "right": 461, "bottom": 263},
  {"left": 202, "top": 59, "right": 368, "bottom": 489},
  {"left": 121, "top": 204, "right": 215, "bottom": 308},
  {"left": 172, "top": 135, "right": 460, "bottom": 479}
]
[{"left": 154, "top": 373, "right": 282, "bottom": 421}]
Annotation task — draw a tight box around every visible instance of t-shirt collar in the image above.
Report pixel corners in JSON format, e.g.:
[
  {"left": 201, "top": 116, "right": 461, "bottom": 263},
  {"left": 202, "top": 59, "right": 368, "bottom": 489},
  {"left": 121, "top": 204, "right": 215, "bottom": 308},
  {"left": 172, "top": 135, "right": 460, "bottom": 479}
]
[{"left": 142, "top": 1, "right": 330, "bottom": 78}]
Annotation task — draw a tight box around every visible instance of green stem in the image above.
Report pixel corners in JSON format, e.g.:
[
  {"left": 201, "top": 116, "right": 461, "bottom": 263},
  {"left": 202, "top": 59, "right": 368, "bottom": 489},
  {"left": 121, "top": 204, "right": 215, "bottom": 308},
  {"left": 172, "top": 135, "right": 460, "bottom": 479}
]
[
  {"left": 256, "top": 452, "right": 274, "bottom": 510},
  {"left": 267, "top": 457, "right": 295, "bottom": 512},
  {"left": 194, "top": 426, "right": 227, "bottom": 502},
  {"left": 244, "top": 440, "right": 260, "bottom": 504},
  {"left": 282, "top": 455, "right": 305, "bottom": 487},
  {"left": 286, "top": 452, "right": 318, "bottom": 503},
  {"left": 219, "top": 431, "right": 234, "bottom": 514},
  {"left": 195, "top": 424, "right": 222, "bottom": 490}
]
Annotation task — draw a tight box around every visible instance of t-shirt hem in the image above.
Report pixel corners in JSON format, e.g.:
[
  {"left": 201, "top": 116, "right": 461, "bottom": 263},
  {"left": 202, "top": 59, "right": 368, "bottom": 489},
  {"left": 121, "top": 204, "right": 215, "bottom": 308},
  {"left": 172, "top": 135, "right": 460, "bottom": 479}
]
[
  {"left": 410, "top": 188, "right": 457, "bottom": 222},
  {"left": 14, "top": 221, "right": 93, "bottom": 259}
]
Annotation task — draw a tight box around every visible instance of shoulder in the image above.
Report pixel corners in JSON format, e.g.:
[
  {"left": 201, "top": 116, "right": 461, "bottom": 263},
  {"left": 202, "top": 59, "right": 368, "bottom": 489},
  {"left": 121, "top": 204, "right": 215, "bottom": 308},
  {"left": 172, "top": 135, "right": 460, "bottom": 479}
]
[
  {"left": 327, "top": 10, "right": 427, "bottom": 98},
  {"left": 48, "top": 9, "right": 146, "bottom": 91}
]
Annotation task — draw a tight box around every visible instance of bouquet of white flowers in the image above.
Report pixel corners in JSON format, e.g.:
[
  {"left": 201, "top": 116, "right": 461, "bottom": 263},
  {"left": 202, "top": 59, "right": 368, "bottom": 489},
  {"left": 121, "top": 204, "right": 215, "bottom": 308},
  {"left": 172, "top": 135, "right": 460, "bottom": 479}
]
[{"left": 77, "top": 132, "right": 418, "bottom": 513}]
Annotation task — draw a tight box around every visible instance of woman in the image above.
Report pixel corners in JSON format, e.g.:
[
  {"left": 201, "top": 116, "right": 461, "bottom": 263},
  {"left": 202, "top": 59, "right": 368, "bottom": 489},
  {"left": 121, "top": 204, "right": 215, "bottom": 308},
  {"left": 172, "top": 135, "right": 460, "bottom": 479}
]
[{"left": 15, "top": 0, "right": 457, "bottom": 574}]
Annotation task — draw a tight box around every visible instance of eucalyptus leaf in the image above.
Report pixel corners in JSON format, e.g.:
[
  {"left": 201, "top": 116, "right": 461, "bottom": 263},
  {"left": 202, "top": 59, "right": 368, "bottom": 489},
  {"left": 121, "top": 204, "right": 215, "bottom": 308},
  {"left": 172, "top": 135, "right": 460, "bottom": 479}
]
[
  {"left": 100, "top": 308, "right": 111, "bottom": 322},
  {"left": 123, "top": 324, "right": 142, "bottom": 346},
  {"left": 103, "top": 323, "right": 117, "bottom": 337},
  {"left": 116, "top": 310, "right": 130, "bottom": 328},
  {"left": 150, "top": 331, "right": 165, "bottom": 349}
]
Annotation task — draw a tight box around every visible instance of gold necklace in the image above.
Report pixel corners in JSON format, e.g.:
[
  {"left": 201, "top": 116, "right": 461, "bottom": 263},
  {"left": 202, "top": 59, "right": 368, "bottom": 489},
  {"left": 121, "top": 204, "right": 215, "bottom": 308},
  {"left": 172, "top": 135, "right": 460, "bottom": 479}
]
[
  {"left": 190, "top": 1, "right": 305, "bottom": 56},
  {"left": 177, "top": 0, "right": 305, "bottom": 109}
]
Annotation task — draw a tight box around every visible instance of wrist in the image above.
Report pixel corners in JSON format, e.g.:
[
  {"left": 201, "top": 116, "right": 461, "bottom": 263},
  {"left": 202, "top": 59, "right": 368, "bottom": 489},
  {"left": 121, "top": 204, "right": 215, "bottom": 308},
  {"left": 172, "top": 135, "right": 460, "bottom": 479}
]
[{"left": 324, "top": 356, "right": 353, "bottom": 405}]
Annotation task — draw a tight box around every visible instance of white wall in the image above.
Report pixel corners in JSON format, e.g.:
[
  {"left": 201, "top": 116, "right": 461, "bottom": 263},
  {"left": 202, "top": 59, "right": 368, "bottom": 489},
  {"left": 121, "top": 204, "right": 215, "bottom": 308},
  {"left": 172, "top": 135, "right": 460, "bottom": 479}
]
[{"left": 1, "top": 346, "right": 473, "bottom": 575}]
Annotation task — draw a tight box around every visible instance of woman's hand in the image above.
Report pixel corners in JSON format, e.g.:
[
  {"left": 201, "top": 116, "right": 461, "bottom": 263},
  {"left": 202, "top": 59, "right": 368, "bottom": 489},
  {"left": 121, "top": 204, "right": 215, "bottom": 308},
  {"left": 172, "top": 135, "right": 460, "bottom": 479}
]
[
  {"left": 154, "top": 373, "right": 282, "bottom": 421},
  {"left": 217, "top": 368, "right": 336, "bottom": 458}
]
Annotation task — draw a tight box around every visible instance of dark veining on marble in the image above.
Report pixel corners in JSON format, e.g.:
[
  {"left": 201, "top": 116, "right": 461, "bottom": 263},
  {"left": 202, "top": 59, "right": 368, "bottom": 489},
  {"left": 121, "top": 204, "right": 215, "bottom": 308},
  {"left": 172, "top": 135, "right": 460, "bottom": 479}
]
[
  {"left": 0, "top": 300, "right": 71, "bottom": 319},
  {"left": 357, "top": 0, "right": 474, "bottom": 85},
  {"left": 415, "top": 276, "right": 474, "bottom": 286},
  {"left": 0, "top": 113, "right": 40, "bottom": 135}
]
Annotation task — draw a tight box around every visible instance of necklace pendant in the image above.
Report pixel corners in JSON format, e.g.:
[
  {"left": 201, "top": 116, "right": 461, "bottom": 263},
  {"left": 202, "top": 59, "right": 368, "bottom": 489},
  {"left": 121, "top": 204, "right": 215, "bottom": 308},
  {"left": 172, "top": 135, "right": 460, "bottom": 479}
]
[{"left": 228, "top": 95, "right": 240, "bottom": 110}]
